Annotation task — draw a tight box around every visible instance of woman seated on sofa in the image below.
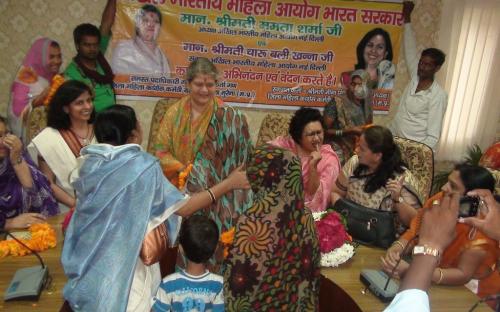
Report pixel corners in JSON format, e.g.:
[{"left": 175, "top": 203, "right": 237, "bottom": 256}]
[
  {"left": 331, "top": 125, "right": 421, "bottom": 231},
  {"left": 382, "top": 164, "right": 500, "bottom": 306},
  {"left": 28, "top": 80, "right": 97, "bottom": 212},
  {"left": 0, "top": 116, "right": 58, "bottom": 230},
  {"left": 269, "top": 107, "right": 341, "bottom": 212}
]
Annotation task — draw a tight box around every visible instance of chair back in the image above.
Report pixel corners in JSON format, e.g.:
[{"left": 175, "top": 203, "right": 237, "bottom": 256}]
[
  {"left": 255, "top": 112, "right": 292, "bottom": 146},
  {"left": 394, "top": 136, "right": 434, "bottom": 202},
  {"left": 25, "top": 106, "right": 48, "bottom": 143}
]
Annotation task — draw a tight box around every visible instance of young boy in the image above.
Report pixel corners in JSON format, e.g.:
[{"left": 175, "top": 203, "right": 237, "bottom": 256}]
[{"left": 152, "top": 215, "right": 223, "bottom": 312}]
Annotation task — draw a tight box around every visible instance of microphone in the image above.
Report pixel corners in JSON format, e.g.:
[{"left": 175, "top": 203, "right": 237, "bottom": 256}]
[
  {"left": 0, "top": 229, "right": 50, "bottom": 301},
  {"left": 360, "top": 236, "right": 419, "bottom": 303}
]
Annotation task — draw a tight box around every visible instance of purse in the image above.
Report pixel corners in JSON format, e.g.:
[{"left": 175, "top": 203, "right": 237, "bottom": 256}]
[
  {"left": 333, "top": 198, "right": 396, "bottom": 249},
  {"left": 140, "top": 223, "right": 169, "bottom": 266}
]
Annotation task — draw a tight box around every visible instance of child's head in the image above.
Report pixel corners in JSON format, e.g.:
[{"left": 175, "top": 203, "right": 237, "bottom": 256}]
[{"left": 179, "top": 215, "right": 219, "bottom": 264}]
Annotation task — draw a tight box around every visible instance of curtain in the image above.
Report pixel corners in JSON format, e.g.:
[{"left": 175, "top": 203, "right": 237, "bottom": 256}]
[{"left": 436, "top": 0, "right": 500, "bottom": 161}]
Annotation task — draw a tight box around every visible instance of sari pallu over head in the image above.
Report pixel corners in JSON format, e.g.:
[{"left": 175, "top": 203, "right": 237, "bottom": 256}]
[
  {"left": 223, "top": 144, "right": 320, "bottom": 311},
  {"left": 184, "top": 105, "right": 254, "bottom": 271},
  {"left": 61, "top": 144, "right": 184, "bottom": 312},
  {"left": 8, "top": 38, "right": 58, "bottom": 138}
]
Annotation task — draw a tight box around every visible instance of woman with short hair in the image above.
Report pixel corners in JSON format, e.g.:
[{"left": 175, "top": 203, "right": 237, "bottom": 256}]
[{"left": 269, "top": 107, "right": 341, "bottom": 212}]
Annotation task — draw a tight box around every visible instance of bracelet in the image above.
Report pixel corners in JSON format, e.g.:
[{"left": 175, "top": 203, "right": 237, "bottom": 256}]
[
  {"left": 436, "top": 268, "right": 444, "bottom": 284},
  {"left": 335, "top": 130, "right": 344, "bottom": 137},
  {"left": 206, "top": 188, "right": 216, "bottom": 204},
  {"left": 392, "top": 240, "right": 405, "bottom": 251},
  {"left": 12, "top": 156, "right": 23, "bottom": 166}
]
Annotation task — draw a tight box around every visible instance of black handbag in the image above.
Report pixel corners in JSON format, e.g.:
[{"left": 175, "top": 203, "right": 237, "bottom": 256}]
[{"left": 333, "top": 198, "right": 396, "bottom": 248}]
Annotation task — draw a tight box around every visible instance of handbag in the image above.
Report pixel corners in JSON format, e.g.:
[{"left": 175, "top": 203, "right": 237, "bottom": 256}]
[
  {"left": 333, "top": 198, "right": 396, "bottom": 248},
  {"left": 140, "top": 223, "right": 169, "bottom": 266}
]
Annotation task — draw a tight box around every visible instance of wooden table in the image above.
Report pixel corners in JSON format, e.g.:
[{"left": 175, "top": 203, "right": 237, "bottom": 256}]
[
  {"left": 0, "top": 215, "right": 66, "bottom": 311},
  {"left": 321, "top": 245, "right": 493, "bottom": 311},
  {"left": 0, "top": 216, "right": 493, "bottom": 311}
]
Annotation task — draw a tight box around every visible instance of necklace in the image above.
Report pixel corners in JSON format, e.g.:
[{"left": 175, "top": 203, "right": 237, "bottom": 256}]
[{"left": 70, "top": 125, "right": 92, "bottom": 146}]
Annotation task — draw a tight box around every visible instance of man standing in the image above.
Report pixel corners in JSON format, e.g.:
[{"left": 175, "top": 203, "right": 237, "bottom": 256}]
[
  {"left": 389, "top": 2, "right": 447, "bottom": 150},
  {"left": 64, "top": 0, "right": 116, "bottom": 112}
]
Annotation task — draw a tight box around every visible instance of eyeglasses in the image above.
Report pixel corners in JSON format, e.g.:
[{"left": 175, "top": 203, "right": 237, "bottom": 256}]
[{"left": 304, "top": 130, "right": 323, "bottom": 138}]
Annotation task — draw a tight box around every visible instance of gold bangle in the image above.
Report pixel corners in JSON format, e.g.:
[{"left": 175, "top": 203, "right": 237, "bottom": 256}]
[
  {"left": 392, "top": 240, "right": 405, "bottom": 250},
  {"left": 436, "top": 268, "right": 444, "bottom": 284},
  {"left": 206, "top": 188, "right": 216, "bottom": 204}
]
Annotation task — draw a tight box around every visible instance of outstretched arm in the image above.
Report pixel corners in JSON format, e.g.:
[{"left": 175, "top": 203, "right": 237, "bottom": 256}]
[{"left": 100, "top": 0, "right": 116, "bottom": 37}]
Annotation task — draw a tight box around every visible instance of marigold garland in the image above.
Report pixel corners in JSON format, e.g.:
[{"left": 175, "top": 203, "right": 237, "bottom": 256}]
[
  {"left": 177, "top": 163, "right": 193, "bottom": 190},
  {"left": 0, "top": 223, "right": 57, "bottom": 258},
  {"left": 43, "top": 74, "right": 65, "bottom": 106},
  {"left": 220, "top": 227, "right": 235, "bottom": 259}
]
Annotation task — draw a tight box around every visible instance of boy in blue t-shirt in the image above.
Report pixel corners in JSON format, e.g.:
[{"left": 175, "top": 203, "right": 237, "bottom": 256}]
[{"left": 152, "top": 215, "right": 223, "bottom": 312}]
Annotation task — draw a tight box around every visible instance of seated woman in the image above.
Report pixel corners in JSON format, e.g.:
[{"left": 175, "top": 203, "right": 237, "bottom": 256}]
[
  {"left": 28, "top": 80, "right": 96, "bottom": 212},
  {"left": 383, "top": 165, "right": 500, "bottom": 305},
  {"left": 331, "top": 126, "right": 421, "bottom": 232},
  {"left": 224, "top": 144, "right": 320, "bottom": 310},
  {"left": 61, "top": 104, "right": 250, "bottom": 312},
  {"left": 0, "top": 116, "right": 58, "bottom": 230},
  {"left": 153, "top": 57, "right": 253, "bottom": 270},
  {"left": 324, "top": 70, "right": 372, "bottom": 164},
  {"left": 7, "top": 37, "right": 62, "bottom": 140},
  {"left": 269, "top": 107, "right": 341, "bottom": 212}
]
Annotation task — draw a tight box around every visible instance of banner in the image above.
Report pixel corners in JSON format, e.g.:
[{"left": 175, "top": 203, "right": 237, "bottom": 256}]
[{"left": 111, "top": 0, "right": 403, "bottom": 112}]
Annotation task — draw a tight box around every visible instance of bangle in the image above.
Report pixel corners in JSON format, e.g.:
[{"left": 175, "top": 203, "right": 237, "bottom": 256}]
[
  {"left": 335, "top": 130, "right": 344, "bottom": 137},
  {"left": 436, "top": 268, "right": 444, "bottom": 284},
  {"left": 392, "top": 240, "right": 405, "bottom": 251},
  {"left": 206, "top": 188, "right": 216, "bottom": 204},
  {"left": 12, "top": 156, "right": 23, "bottom": 166}
]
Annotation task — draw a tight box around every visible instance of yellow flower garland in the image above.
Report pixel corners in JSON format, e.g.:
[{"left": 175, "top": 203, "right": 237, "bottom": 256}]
[
  {"left": 0, "top": 223, "right": 57, "bottom": 258},
  {"left": 177, "top": 163, "right": 193, "bottom": 190},
  {"left": 220, "top": 227, "right": 235, "bottom": 259}
]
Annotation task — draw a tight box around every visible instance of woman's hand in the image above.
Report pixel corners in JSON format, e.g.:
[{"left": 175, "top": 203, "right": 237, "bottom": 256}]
[
  {"left": 331, "top": 191, "right": 342, "bottom": 205},
  {"left": 384, "top": 243, "right": 403, "bottom": 264},
  {"left": 4, "top": 213, "right": 46, "bottom": 230},
  {"left": 381, "top": 256, "right": 409, "bottom": 279},
  {"left": 3, "top": 133, "right": 23, "bottom": 164},
  {"left": 226, "top": 165, "right": 251, "bottom": 190},
  {"left": 31, "top": 87, "right": 50, "bottom": 107},
  {"left": 386, "top": 176, "right": 404, "bottom": 202}
]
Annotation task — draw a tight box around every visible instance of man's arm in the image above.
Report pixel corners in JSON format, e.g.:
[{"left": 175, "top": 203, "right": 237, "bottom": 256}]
[
  {"left": 420, "top": 92, "right": 447, "bottom": 149},
  {"left": 100, "top": 0, "right": 116, "bottom": 37},
  {"left": 403, "top": 2, "right": 419, "bottom": 77}
]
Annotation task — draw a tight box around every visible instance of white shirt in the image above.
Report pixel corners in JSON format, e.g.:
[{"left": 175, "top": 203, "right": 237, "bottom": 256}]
[
  {"left": 389, "top": 24, "right": 447, "bottom": 150},
  {"left": 384, "top": 289, "right": 430, "bottom": 312},
  {"left": 111, "top": 37, "right": 171, "bottom": 76}
]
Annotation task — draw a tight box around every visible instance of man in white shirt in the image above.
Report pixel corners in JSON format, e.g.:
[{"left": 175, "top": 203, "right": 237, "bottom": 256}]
[
  {"left": 111, "top": 4, "right": 171, "bottom": 76},
  {"left": 389, "top": 2, "right": 447, "bottom": 150}
]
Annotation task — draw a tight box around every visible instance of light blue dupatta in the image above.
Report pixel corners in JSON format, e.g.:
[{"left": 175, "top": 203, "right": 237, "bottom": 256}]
[{"left": 61, "top": 144, "right": 184, "bottom": 312}]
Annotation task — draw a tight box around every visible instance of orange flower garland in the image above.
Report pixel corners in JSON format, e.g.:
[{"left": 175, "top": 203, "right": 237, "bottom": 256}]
[
  {"left": 177, "top": 163, "right": 193, "bottom": 190},
  {"left": 0, "top": 223, "right": 57, "bottom": 258},
  {"left": 17, "top": 66, "right": 38, "bottom": 84},
  {"left": 220, "top": 227, "right": 235, "bottom": 259},
  {"left": 43, "top": 74, "right": 65, "bottom": 106}
]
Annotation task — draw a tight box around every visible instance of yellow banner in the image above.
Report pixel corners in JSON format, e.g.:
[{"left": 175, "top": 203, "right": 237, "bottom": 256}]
[{"left": 111, "top": 0, "right": 403, "bottom": 112}]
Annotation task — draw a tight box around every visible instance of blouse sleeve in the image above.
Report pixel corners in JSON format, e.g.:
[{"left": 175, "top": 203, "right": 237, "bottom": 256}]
[{"left": 22, "top": 152, "right": 59, "bottom": 216}]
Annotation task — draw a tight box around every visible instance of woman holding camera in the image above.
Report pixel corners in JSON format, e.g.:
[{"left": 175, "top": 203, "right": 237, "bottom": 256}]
[{"left": 382, "top": 164, "right": 500, "bottom": 305}]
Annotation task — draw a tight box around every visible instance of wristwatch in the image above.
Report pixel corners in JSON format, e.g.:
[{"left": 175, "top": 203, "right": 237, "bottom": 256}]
[{"left": 413, "top": 245, "right": 441, "bottom": 262}]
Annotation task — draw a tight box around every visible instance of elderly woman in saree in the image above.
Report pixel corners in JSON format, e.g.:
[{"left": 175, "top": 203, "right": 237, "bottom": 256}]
[
  {"left": 224, "top": 144, "right": 320, "bottom": 311},
  {"left": 61, "top": 105, "right": 250, "bottom": 312},
  {"left": 0, "top": 116, "right": 58, "bottom": 231},
  {"left": 269, "top": 107, "right": 341, "bottom": 212},
  {"left": 153, "top": 57, "right": 253, "bottom": 270},
  {"left": 8, "top": 37, "right": 62, "bottom": 140},
  {"left": 28, "top": 80, "right": 97, "bottom": 212}
]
